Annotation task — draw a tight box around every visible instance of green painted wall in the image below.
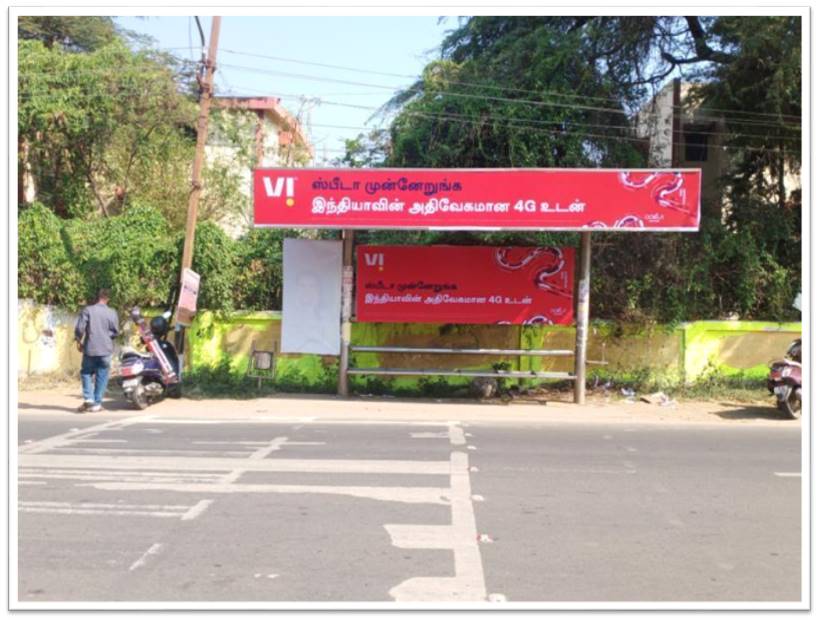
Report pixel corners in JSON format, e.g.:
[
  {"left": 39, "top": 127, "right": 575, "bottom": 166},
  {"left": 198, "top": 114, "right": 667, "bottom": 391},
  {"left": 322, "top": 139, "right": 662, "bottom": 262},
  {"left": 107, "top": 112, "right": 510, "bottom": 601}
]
[
  {"left": 183, "top": 313, "right": 800, "bottom": 392},
  {"left": 18, "top": 300, "right": 800, "bottom": 393}
]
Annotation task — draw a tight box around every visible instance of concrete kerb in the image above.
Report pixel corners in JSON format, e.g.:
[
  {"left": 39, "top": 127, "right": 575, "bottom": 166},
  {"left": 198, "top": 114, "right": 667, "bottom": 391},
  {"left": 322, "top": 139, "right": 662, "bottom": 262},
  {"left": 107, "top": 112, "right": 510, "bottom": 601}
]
[{"left": 16, "top": 389, "right": 798, "bottom": 428}]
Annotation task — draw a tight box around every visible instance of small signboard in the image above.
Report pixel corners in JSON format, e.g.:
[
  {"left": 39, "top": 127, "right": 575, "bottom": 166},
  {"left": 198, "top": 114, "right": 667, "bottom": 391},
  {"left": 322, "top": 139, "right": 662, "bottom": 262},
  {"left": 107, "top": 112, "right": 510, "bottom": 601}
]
[{"left": 175, "top": 268, "right": 201, "bottom": 326}]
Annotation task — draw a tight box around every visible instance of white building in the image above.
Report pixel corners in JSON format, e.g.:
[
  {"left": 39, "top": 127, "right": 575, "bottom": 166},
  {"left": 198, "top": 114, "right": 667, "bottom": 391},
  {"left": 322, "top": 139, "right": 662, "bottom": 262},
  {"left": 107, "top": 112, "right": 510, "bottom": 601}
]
[{"left": 206, "top": 96, "right": 313, "bottom": 237}]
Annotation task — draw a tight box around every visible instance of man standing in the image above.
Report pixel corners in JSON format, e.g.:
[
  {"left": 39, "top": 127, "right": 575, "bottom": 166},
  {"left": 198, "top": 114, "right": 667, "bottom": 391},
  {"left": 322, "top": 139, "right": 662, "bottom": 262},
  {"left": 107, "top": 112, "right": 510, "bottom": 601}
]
[{"left": 74, "top": 289, "right": 119, "bottom": 412}]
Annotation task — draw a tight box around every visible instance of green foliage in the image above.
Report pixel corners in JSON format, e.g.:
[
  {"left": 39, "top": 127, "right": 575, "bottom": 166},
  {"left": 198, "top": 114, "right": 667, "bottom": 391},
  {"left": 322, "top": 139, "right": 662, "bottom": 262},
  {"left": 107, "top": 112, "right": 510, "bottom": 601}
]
[
  {"left": 63, "top": 204, "right": 178, "bottom": 309},
  {"left": 18, "top": 16, "right": 119, "bottom": 52},
  {"left": 17, "top": 202, "right": 84, "bottom": 306},
  {"left": 18, "top": 38, "right": 197, "bottom": 220},
  {"left": 183, "top": 222, "right": 239, "bottom": 312},
  {"left": 343, "top": 16, "right": 802, "bottom": 323},
  {"left": 233, "top": 229, "right": 286, "bottom": 311}
]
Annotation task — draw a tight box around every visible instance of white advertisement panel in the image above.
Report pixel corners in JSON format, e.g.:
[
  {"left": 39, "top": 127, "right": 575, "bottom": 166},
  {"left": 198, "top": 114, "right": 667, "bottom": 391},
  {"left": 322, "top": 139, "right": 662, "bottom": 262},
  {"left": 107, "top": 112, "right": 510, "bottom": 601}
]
[{"left": 281, "top": 238, "right": 342, "bottom": 355}]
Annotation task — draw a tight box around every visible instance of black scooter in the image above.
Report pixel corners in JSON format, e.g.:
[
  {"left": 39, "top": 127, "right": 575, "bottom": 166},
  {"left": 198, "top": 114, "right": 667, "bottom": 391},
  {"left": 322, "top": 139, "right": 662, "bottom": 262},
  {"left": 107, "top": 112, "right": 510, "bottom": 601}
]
[{"left": 117, "top": 307, "right": 181, "bottom": 409}]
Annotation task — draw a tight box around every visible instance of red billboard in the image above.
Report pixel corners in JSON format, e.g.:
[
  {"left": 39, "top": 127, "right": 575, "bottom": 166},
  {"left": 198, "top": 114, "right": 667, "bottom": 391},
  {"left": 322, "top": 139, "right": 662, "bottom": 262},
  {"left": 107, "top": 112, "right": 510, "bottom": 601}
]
[
  {"left": 254, "top": 168, "right": 701, "bottom": 231},
  {"left": 356, "top": 245, "right": 575, "bottom": 325}
]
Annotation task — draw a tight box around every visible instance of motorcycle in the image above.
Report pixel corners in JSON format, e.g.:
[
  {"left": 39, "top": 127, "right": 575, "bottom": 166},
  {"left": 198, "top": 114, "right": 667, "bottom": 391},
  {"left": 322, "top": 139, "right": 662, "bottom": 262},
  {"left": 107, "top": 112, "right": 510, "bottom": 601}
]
[
  {"left": 767, "top": 338, "right": 802, "bottom": 419},
  {"left": 117, "top": 307, "right": 181, "bottom": 409}
]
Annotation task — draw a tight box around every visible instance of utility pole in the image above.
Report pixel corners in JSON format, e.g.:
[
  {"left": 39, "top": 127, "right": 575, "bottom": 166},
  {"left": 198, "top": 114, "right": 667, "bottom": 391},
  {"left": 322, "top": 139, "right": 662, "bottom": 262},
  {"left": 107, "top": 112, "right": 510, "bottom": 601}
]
[
  {"left": 181, "top": 15, "right": 221, "bottom": 272},
  {"left": 175, "top": 16, "right": 222, "bottom": 376}
]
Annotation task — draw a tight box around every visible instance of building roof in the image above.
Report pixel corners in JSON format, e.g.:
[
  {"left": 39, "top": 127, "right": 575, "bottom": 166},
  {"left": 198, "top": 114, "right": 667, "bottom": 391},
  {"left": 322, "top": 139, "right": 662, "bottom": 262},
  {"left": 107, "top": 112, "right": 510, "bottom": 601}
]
[{"left": 213, "top": 96, "right": 313, "bottom": 157}]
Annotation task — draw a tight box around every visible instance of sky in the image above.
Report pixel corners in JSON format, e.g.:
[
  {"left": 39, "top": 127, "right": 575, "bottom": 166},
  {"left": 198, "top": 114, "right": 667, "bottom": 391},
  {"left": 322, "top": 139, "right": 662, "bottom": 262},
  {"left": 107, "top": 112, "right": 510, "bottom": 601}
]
[{"left": 115, "top": 16, "right": 454, "bottom": 164}]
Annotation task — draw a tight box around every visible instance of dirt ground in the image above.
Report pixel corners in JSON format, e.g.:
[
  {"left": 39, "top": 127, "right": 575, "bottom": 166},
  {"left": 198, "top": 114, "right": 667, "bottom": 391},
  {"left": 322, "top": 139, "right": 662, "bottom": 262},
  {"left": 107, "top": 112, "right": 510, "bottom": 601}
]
[{"left": 16, "top": 377, "right": 797, "bottom": 428}]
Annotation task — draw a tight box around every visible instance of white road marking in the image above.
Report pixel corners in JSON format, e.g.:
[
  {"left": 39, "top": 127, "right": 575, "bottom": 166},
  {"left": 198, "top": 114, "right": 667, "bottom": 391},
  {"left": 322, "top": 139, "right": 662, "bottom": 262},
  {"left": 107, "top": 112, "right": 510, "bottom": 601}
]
[
  {"left": 193, "top": 441, "right": 269, "bottom": 446},
  {"left": 18, "top": 480, "right": 45, "bottom": 485},
  {"left": 410, "top": 432, "right": 450, "bottom": 440},
  {"left": 625, "top": 447, "right": 638, "bottom": 453},
  {"left": 448, "top": 424, "right": 466, "bottom": 446},
  {"left": 467, "top": 445, "right": 477, "bottom": 451},
  {"left": 219, "top": 436, "right": 288, "bottom": 484},
  {"left": 774, "top": 472, "right": 801, "bottom": 477},
  {"left": 19, "top": 415, "right": 152, "bottom": 455},
  {"left": 181, "top": 499, "right": 214, "bottom": 521},
  {"left": 79, "top": 482, "right": 450, "bottom": 505},
  {"left": 19, "top": 500, "right": 207, "bottom": 520},
  {"left": 477, "top": 534, "right": 494, "bottom": 543},
  {"left": 386, "top": 451, "right": 486, "bottom": 602},
  {"left": 129, "top": 543, "right": 164, "bottom": 571},
  {"left": 22, "top": 501, "right": 190, "bottom": 510},
  {"left": 21, "top": 454, "right": 453, "bottom": 475},
  {"left": 488, "top": 593, "right": 507, "bottom": 602},
  {"left": 53, "top": 448, "right": 253, "bottom": 457},
  {"left": 20, "top": 468, "right": 223, "bottom": 484},
  {"left": 471, "top": 495, "right": 485, "bottom": 502},
  {"left": 73, "top": 439, "right": 128, "bottom": 444},
  {"left": 20, "top": 507, "right": 187, "bottom": 518}
]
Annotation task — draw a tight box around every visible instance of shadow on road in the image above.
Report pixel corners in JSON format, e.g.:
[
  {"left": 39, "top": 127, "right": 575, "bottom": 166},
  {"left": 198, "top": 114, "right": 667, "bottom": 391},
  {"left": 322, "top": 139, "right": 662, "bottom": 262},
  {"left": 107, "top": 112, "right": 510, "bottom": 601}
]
[{"left": 712, "top": 404, "right": 794, "bottom": 422}]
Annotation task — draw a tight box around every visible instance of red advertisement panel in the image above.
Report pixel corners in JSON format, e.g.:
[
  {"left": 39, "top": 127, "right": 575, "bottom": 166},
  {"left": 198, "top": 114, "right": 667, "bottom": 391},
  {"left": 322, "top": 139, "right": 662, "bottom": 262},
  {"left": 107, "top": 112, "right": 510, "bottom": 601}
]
[
  {"left": 254, "top": 168, "right": 701, "bottom": 231},
  {"left": 356, "top": 245, "right": 575, "bottom": 325}
]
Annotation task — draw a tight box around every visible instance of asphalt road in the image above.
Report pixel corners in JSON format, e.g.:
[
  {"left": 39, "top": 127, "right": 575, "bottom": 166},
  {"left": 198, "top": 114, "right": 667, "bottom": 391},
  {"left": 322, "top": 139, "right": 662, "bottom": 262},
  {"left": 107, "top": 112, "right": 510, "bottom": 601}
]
[{"left": 16, "top": 410, "right": 802, "bottom": 605}]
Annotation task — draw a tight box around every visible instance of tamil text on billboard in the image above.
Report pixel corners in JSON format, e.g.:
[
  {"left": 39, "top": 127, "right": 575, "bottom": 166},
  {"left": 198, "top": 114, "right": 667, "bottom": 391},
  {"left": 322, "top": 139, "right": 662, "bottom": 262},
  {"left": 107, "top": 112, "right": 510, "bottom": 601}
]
[
  {"left": 356, "top": 245, "right": 575, "bottom": 325},
  {"left": 254, "top": 168, "right": 701, "bottom": 231}
]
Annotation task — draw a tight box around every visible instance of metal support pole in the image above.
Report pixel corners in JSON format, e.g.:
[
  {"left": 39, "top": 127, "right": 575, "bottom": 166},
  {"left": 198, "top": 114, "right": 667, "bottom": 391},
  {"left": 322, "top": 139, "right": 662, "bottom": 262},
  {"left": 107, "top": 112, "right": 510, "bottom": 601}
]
[
  {"left": 338, "top": 229, "right": 355, "bottom": 396},
  {"left": 574, "top": 232, "right": 592, "bottom": 404}
]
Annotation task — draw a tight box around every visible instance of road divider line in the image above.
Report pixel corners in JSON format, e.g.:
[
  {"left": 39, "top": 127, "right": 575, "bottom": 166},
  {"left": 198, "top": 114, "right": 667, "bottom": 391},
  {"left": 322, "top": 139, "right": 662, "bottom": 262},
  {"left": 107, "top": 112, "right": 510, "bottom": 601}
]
[
  {"left": 386, "top": 451, "right": 487, "bottom": 602},
  {"left": 181, "top": 499, "right": 214, "bottom": 521},
  {"left": 21, "top": 454, "right": 452, "bottom": 475},
  {"left": 774, "top": 472, "right": 801, "bottom": 477},
  {"left": 129, "top": 543, "right": 164, "bottom": 571},
  {"left": 76, "top": 482, "right": 450, "bottom": 505},
  {"left": 18, "top": 415, "right": 154, "bottom": 455}
]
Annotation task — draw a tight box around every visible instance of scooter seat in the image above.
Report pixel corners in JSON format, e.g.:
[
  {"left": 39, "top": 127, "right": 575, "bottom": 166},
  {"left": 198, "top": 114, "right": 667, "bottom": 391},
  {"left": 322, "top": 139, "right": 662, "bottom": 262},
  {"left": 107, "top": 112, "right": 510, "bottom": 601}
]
[{"left": 121, "top": 348, "right": 153, "bottom": 360}]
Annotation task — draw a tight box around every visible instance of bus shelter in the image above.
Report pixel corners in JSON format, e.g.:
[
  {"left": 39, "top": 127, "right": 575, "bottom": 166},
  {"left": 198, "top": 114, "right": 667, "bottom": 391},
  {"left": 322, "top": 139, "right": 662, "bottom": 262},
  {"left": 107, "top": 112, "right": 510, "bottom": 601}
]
[{"left": 253, "top": 168, "right": 701, "bottom": 404}]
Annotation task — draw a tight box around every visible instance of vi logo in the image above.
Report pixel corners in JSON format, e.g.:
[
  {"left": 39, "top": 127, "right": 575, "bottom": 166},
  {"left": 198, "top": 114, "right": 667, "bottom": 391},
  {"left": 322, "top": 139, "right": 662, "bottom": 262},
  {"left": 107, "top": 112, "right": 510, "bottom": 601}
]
[
  {"left": 364, "top": 252, "right": 385, "bottom": 270},
  {"left": 262, "top": 176, "right": 295, "bottom": 207}
]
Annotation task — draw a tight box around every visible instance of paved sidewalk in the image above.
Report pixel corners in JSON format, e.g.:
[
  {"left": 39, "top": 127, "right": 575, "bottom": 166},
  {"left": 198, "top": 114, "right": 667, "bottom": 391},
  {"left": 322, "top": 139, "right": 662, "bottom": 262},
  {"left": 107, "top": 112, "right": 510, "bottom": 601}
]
[{"left": 17, "top": 387, "right": 796, "bottom": 427}]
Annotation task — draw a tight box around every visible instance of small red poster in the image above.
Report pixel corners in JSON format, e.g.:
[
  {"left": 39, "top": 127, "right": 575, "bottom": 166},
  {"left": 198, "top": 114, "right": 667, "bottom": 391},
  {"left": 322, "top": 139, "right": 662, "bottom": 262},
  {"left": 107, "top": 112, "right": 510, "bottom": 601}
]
[{"left": 356, "top": 245, "right": 575, "bottom": 325}]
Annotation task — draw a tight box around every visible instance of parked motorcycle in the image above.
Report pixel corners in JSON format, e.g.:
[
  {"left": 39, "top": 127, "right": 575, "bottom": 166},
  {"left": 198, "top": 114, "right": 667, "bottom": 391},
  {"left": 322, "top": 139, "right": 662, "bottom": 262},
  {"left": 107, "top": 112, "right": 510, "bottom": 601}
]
[
  {"left": 117, "top": 307, "right": 181, "bottom": 409},
  {"left": 767, "top": 338, "right": 802, "bottom": 419}
]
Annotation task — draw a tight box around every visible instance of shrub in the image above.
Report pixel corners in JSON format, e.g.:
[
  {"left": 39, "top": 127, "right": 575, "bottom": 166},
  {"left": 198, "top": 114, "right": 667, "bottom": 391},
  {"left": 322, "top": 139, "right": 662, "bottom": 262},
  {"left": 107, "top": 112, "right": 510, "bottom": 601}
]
[
  {"left": 180, "top": 221, "right": 238, "bottom": 312},
  {"left": 64, "top": 204, "right": 178, "bottom": 310},
  {"left": 17, "top": 202, "right": 84, "bottom": 307}
]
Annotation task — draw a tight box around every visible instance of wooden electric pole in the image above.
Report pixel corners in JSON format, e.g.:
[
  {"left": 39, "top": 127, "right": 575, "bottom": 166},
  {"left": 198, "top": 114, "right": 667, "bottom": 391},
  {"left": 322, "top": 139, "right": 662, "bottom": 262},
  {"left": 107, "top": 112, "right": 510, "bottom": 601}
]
[
  {"left": 181, "top": 16, "right": 222, "bottom": 272},
  {"left": 175, "top": 16, "right": 221, "bottom": 377}
]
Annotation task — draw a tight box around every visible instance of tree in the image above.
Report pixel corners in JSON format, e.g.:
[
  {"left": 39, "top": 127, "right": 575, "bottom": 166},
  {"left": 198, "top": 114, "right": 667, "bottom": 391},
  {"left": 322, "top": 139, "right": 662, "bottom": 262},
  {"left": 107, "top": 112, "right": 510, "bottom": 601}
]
[
  {"left": 18, "top": 16, "right": 119, "bottom": 52},
  {"left": 18, "top": 38, "right": 197, "bottom": 218},
  {"left": 346, "top": 16, "right": 802, "bottom": 321}
]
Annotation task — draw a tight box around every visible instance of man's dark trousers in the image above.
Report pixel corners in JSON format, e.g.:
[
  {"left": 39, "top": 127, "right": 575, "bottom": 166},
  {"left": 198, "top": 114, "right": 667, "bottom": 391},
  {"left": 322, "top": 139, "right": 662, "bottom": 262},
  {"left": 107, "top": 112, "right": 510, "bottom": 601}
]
[{"left": 80, "top": 354, "right": 112, "bottom": 406}]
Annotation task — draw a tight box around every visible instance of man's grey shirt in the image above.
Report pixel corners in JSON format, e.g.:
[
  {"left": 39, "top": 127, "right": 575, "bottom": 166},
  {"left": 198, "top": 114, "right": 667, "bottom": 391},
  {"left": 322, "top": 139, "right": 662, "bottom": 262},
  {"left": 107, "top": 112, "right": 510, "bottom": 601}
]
[{"left": 74, "top": 303, "right": 119, "bottom": 357}]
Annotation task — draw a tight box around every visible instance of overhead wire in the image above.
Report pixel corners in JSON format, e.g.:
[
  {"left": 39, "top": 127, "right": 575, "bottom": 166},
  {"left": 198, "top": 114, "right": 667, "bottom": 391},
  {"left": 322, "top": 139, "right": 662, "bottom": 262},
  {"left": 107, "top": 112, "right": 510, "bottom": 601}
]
[
  {"left": 215, "top": 62, "right": 803, "bottom": 132},
  {"left": 18, "top": 59, "right": 801, "bottom": 131},
  {"left": 216, "top": 47, "right": 802, "bottom": 122}
]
